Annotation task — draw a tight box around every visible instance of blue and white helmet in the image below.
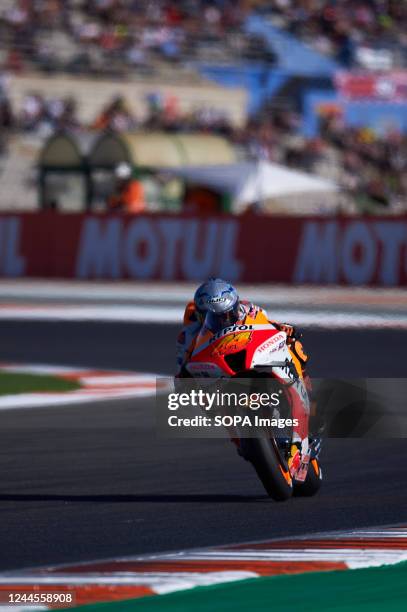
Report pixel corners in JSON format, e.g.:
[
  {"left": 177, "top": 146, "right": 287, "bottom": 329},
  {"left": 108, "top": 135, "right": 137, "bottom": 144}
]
[{"left": 194, "top": 278, "right": 241, "bottom": 331}]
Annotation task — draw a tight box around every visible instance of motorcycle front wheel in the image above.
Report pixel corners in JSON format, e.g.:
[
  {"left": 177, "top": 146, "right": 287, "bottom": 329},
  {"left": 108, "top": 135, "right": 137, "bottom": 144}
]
[
  {"left": 293, "top": 458, "right": 322, "bottom": 497},
  {"left": 241, "top": 437, "right": 293, "bottom": 501}
]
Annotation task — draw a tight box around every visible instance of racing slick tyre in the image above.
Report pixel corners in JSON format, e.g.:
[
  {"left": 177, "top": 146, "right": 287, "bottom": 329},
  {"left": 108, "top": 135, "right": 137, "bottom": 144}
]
[
  {"left": 293, "top": 458, "right": 322, "bottom": 497},
  {"left": 241, "top": 438, "right": 293, "bottom": 501}
]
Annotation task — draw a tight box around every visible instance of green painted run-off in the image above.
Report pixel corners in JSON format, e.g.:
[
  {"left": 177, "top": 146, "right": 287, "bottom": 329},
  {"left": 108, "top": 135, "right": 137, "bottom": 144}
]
[{"left": 72, "top": 560, "right": 407, "bottom": 612}]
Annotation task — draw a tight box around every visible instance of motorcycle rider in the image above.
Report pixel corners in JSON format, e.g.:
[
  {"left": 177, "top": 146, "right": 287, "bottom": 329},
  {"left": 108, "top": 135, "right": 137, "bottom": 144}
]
[
  {"left": 176, "top": 278, "right": 318, "bottom": 475},
  {"left": 176, "top": 278, "right": 308, "bottom": 376}
]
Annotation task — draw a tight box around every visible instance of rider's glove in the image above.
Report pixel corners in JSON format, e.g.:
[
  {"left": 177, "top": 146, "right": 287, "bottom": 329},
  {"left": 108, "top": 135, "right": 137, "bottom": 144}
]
[
  {"left": 278, "top": 323, "right": 300, "bottom": 340},
  {"left": 277, "top": 323, "right": 309, "bottom": 365}
]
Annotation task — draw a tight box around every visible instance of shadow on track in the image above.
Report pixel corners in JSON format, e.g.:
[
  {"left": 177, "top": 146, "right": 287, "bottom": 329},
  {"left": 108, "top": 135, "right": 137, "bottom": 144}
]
[{"left": 0, "top": 493, "right": 267, "bottom": 503}]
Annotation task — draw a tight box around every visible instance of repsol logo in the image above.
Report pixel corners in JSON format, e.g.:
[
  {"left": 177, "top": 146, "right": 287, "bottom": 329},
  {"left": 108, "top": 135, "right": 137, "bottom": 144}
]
[{"left": 209, "top": 324, "right": 253, "bottom": 343}]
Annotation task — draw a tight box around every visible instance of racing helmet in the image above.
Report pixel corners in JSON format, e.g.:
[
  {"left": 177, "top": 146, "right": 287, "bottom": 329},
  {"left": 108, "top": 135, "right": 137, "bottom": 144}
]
[
  {"left": 193, "top": 278, "right": 217, "bottom": 322},
  {"left": 194, "top": 278, "right": 241, "bottom": 332}
]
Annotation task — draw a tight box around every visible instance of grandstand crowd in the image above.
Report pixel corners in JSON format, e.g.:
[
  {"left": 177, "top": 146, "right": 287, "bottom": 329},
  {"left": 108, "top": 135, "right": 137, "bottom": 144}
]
[
  {"left": 1, "top": 83, "right": 406, "bottom": 211},
  {"left": 1, "top": 1, "right": 406, "bottom": 75},
  {"left": 0, "top": 0, "right": 271, "bottom": 76},
  {"left": 0, "top": 1, "right": 406, "bottom": 212}
]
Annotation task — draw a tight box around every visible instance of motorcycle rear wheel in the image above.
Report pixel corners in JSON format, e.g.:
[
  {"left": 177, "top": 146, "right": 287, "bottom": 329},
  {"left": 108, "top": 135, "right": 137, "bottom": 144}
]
[{"left": 241, "top": 438, "right": 293, "bottom": 501}]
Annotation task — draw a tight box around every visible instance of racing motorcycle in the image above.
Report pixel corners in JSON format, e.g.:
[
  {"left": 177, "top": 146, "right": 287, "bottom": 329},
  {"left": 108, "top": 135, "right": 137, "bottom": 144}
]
[{"left": 183, "top": 317, "right": 322, "bottom": 501}]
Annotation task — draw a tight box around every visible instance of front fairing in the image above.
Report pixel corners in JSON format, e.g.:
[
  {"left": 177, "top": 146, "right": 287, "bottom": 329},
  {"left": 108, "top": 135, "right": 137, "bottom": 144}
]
[{"left": 186, "top": 322, "right": 289, "bottom": 378}]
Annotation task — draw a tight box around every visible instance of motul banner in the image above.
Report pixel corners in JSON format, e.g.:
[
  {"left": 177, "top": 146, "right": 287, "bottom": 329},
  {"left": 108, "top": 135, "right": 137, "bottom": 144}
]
[{"left": 1, "top": 213, "right": 407, "bottom": 286}]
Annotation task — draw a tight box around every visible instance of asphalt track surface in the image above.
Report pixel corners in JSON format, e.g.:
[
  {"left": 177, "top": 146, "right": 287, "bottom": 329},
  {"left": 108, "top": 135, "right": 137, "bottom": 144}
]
[{"left": 0, "top": 321, "right": 407, "bottom": 571}]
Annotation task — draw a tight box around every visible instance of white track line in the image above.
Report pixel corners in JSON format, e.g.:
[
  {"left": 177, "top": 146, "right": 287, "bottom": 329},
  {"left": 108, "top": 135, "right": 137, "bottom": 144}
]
[
  {"left": 0, "top": 281, "right": 405, "bottom": 305},
  {"left": 0, "top": 305, "right": 406, "bottom": 328},
  {"left": 0, "top": 608, "right": 47, "bottom": 612},
  {"left": 173, "top": 548, "right": 407, "bottom": 569},
  {"left": 0, "top": 572, "right": 256, "bottom": 595}
]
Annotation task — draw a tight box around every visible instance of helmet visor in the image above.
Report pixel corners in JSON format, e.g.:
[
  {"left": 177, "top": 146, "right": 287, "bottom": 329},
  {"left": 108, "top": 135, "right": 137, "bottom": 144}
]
[{"left": 205, "top": 301, "right": 241, "bottom": 333}]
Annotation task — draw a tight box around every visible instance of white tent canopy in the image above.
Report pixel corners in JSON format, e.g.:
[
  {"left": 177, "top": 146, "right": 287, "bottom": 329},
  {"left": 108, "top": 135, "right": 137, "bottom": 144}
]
[{"left": 167, "top": 160, "right": 339, "bottom": 214}]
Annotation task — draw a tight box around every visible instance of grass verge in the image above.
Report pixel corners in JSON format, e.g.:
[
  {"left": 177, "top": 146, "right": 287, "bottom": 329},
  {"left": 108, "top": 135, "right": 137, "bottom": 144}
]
[{"left": 0, "top": 372, "right": 81, "bottom": 396}]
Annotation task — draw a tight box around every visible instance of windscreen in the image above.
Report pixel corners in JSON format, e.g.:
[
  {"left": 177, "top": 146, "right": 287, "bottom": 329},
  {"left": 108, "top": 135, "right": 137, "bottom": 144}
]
[{"left": 204, "top": 302, "right": 241, "bottom": 333}]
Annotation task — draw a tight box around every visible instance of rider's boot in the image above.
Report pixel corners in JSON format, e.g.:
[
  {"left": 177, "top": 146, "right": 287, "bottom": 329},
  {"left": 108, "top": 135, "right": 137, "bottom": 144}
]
[{"left": 288, "top": 443, "right": 302, "bottom": 477}]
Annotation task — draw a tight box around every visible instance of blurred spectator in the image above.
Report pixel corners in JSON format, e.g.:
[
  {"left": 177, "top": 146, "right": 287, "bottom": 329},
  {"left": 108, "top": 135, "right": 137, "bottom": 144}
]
[
  {"left": 92, "top": 96, "right": 137, "bottom": 131},
  {"left": 107, "top": 162, "right": 146, "bottom": 213},
  {"left": 0, "top": 74, "right": 14, "bottom": 130},
  {"left": 18, "top": 91, "right": 80, "bottom": 134}
]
